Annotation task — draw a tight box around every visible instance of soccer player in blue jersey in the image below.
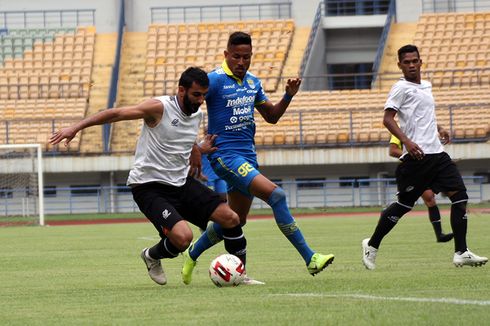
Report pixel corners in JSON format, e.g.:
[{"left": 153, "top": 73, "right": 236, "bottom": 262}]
[{"left": 182, "top": 31, "right": 334, "bottom": 285}]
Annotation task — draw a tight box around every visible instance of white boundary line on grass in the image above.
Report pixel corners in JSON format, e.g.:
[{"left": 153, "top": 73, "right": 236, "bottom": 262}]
[
  {"left": 273, "top": 293, "right": 490, "bottom": 306},
  {"left": 137, "top": 236, "right": 160, "bottom": 241}
]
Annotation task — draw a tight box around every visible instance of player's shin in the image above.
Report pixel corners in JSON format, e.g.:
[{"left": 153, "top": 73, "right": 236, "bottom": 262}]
[
  {"left": 449, "top": 192, "right": 468, "bottom": 253},
  {"left": 222, "top": 225, "right": 247, "bottom": 265},
  {"left": 149, "top": 237, "right": 179, "bottom": 259},
  {"left": 428, "top": 205, "right": 443, "bottom": 235},
  {"left": 267, "top": 187, "right": 314, "bottom": 263},
  {"left": 189, "top": 222, "right": 223, "bottom": 260},
  {"left": 369, "top": 202, "right": 412, "bottom": 248}
]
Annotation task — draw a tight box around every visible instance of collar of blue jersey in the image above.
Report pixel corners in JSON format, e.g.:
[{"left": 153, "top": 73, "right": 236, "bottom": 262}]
[{"left": 221, "top": 60, "right": 246, "bottom": 86}]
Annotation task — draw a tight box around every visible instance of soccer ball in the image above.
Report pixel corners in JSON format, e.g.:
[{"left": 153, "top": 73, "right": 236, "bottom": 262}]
[{"left": 209, "top": 254, "right": 246, "bottom": 287}]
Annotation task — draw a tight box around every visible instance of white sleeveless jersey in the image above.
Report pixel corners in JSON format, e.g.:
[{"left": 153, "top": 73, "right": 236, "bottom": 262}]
[
  {"left": 384, "top": 78, "right": 443, "bottom": 155},
  {"left": 127, "top": 96, "right": 202, "bottom": 187}
]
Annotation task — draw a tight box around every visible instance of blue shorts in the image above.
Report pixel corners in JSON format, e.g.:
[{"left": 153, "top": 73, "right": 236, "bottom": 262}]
[
  {"left": 206, "top": 179, "right": 227, "bottom": 194},
  {"left": 210, "top": 155, "right": 260, "bottom": 197}
]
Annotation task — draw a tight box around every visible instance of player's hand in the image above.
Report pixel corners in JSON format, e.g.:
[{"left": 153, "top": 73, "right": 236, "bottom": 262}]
[
  {"left": 285, "top": 78, "right": 301, "bottom": 97},
  {"left": 439, "top": 129, "right": 451, "bottom": 145},
  {"left": 49, "top": 127, "right": 78, "bottom": 146},
  {"left": 189, "top": 144, "right": 202, "bottom": 178},
  {"left": 405, "top": 139, "right": 424, "bottom": 160},
  {"left": 198, "top": 134, "right": 218, "bottom": 154}
]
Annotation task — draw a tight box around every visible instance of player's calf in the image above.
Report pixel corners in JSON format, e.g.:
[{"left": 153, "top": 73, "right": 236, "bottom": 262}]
[{"left": 449, "top": 191, "right": 469, "bottom": 253}]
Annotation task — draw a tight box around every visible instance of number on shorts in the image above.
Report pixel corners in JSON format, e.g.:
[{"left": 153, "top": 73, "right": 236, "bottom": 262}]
[{"left": 237, "top": 162, "right": 254, "bottom": 177}]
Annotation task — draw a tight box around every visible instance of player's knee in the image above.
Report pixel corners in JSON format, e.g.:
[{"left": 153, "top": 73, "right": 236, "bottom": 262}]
[
  {"left": 267, "top": 187, "right": 286, "bottom": 206},
  {"left": 168, "top": 227, "right": 193, "bottom": 251},
  {"left": 449, "top": 191, "right": 468, "bottom": 204},
  {"left": 423, "top": 197, "right": 436, "bottom": 207},
  {"left": 449, "top": 191, "right": 468, "bottom": 213},
  {"left": 214, "top": 204, "right": 240, "bottom": 228},
  {"left": 422, "top": 192, "right": 436, "bottom": 207},
  {"left": 397, "top": 193, "right": 417, "bottom": 209}
]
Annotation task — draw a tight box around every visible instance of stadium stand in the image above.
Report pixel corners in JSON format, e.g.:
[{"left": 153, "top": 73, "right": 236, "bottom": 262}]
[
  {"left": 111, "top": 19, "right": 295, "bottom": 152},
  {"left": 1, "top": 1, "right": 489, "bottom": 216},
  {"left": 0, "top": 26, "right": 95, "bottom": 151},
  {"left": 144, "top": 19, "right": 294, "bottom": 96},
  {"left": 414, "top": 12, "right": 490, "bottom": 87},
  {"left": 247, "top": 11, "right": 490, "bottom": 147},
  {"left": 3, "top": 8, "right": 488, "bottom": 153},
  {"left": 110, "top": 32, "right": 147, "bottom": 153},
  {"left": 258, "top": 86, "right": 490, "bottom": 145},
  {"left": 109, "top": 11, "right": 490, "bottom": 152}
]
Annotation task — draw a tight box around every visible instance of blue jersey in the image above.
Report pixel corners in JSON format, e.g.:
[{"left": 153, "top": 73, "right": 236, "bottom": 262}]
[
  {"left": 206, "top": 61, "right": 268, "bottom": 160},
  {"left": 201, "top": 154, "right": 220, "bottom": 181}
]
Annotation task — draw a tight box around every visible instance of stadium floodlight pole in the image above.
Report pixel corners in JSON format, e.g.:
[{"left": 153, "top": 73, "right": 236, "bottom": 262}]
[{"left": 0, "top": 143, "right": 45, "bottom": 226}]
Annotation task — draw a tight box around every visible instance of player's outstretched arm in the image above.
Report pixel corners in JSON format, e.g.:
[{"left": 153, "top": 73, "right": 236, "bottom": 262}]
[
  {"left": 49, "top": 99, "right": 163, "bottom": 146},
  {"left": 256, "top": 78, "right": 301, "bottom": 124}
]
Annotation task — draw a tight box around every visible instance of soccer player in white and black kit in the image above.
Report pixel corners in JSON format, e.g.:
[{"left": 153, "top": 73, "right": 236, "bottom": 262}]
[
  {"left": 361, "top": 45, "right": 487, "bottom": 269},
  {"left": 49, "top": 67, "right": 247, "bottom": 285}
]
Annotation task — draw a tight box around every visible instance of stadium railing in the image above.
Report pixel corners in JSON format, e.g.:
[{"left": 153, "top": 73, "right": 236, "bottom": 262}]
[
  {"left": 150, "top": 2, "right": 292, "bottom": 24},
  {"left": 2, "top": 100, "right": 488, "bottom": 152},
  {"left": 324, "top": 0, "right": 391, "bottom": 16},
  {"left": 0, "top": 177, "right": 485, "bottom": 216},
  {"left": 358, "top": 176, "right": 484, "bottom": 206},
  {"left": 422, "top": 0, "right": 490, "bottom": 13},
  {"left": 0, "top": 9, "right": 95, "bottom": 29}
]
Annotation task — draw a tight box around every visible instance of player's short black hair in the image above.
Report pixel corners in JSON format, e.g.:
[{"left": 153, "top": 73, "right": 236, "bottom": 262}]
[
  {"left": 398, "top": 44, "right": 420, "bottom": 62},
  {"left": 227, "top": 31, "right": 252, "bottom": 48},
  {"left": 179, "top": 67, "right": 209, "bottom": 89}
]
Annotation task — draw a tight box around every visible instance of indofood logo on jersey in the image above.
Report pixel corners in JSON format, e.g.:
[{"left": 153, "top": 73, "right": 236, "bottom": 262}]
[{"left": 226, "top": 95, "right": 255, "bottom": 108}]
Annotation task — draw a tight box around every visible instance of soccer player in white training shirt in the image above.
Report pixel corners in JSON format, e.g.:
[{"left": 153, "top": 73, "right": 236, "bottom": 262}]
[
  {"left": 50, "top": 67, "right": 248, "bottom": 286},
  {"left": 361, "top": 45, "right": 487, "bottom": 270}
]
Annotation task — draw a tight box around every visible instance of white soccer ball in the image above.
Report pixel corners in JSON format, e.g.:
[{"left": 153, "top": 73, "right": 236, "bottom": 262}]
[{"left": 209, "top": 254, "right": 246, "bottom": 287}]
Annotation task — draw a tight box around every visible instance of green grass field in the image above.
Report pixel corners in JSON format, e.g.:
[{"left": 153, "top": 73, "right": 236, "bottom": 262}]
[{"left": 1, "top": 211, "right": 489, "bottom": 325}]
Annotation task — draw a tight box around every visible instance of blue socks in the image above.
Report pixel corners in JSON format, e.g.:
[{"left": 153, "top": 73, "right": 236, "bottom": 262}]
[
  {"left": 189, "top": 187, "right": 315, "bottom": 264},
  {"left": 267, "top": 187, "right": 314, "bottom": 263},
  {"left": 189, "top": 222, "right": 223, "bottom": 261}
]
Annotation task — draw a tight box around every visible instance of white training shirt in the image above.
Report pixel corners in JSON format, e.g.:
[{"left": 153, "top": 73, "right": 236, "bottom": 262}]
[
  {"left": 127, "top": 96, "right": 202, "bottom": 187},
  {"left": 384, "top": 78, "right": 443, "bottom": 155}
]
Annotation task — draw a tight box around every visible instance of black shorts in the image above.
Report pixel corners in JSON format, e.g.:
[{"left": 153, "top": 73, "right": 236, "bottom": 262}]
[
  {"left": 131, "top": 176, "right": 225, "bottom": 237},
  {"left": 396, "top": 152, "right": 466, "bottom": 205}
]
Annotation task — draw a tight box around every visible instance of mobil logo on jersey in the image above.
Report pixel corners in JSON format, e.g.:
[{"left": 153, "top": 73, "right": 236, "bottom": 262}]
[{"left": 233, "top": 106, "right": 252, "bottom": 115}]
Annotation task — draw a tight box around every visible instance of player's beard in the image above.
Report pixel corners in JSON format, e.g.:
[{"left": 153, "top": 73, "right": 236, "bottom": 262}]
[{"left": 183, "top": 93, "right": 201, "bottom": 115}]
